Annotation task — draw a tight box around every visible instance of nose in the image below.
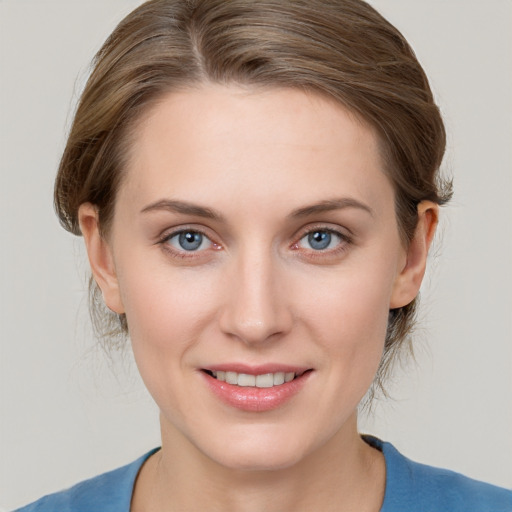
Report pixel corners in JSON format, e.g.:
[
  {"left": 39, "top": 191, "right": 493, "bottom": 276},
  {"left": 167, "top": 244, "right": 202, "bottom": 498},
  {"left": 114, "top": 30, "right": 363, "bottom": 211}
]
[{"left": 218, "top": 249, "right": 293, "bottom": 346}]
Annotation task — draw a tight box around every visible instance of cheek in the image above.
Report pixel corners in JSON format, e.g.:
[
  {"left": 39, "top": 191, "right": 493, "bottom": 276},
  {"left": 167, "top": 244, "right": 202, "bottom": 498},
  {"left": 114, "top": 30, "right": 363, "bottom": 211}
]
[
  {"left": 117, "top": 260, "right": 218, "bottom": 361},
  {"left": 297, "top": 262, "right": 395, "bottom": 378},
  {"left": 301, "top": 260, "right": 394, "bottom": 333},
  {"left": 116, "top": 263, "right": 222, "bottom": 425}
]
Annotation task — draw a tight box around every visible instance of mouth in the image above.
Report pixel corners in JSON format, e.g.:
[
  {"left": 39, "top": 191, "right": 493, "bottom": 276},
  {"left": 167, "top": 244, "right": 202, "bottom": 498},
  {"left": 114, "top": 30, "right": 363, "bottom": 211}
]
[
  {"left": 202, "top": 369, "right": 309, "bottom": 388},
  {"left": 201, "top": 367, "right": 313, "bottom": 412}
]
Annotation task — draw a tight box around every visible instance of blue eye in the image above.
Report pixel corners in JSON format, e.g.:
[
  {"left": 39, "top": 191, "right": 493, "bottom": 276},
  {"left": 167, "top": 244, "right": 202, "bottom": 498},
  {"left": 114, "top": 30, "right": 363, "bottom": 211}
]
[
  {"left": 299, "top": 230, "right": 342, "bottom": 251},
  {"left": 167, "top": 230, "right": 211, "bottom": 251}
]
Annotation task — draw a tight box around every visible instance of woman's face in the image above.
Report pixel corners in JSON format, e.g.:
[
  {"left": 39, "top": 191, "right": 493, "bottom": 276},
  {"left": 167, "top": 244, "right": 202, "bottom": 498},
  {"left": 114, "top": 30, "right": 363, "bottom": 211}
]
[{"left": 89, "top": 85, "right": 417, "bottom": 470}]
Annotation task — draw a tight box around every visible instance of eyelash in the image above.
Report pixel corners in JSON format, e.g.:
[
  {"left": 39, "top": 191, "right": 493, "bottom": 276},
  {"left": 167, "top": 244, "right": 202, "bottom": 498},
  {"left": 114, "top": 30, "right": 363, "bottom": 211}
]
[
  {"left": 291, "top": 227, "right": 353, "bottom": 259},
  {"left": 157, "top": 227, "right": 219, "bottom": 260},
  {"left": 156, "top": 226, "right": 353, "bottom": 261}
]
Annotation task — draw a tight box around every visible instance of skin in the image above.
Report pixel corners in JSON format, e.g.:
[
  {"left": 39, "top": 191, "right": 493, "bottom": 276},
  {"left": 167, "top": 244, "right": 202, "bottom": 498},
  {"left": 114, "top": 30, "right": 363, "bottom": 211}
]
[{"left": 79, "top": 84, "right": 438, "bottom": 511}]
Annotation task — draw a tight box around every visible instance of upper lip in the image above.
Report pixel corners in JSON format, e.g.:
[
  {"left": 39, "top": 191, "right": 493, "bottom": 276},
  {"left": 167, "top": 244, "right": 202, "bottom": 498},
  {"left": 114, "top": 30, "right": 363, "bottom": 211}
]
[{"left": 201, "top": 363, "right": 311, "bottom": 375}]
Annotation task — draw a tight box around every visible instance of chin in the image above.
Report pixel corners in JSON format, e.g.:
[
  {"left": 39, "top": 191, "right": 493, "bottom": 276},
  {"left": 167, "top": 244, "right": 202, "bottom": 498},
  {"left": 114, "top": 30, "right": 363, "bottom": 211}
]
[
  {"left": 211, "top": 446, "right": 306, "bottom": 472},
  {"left": 197, "top": 424, "right": 324, "bottom": 472}
]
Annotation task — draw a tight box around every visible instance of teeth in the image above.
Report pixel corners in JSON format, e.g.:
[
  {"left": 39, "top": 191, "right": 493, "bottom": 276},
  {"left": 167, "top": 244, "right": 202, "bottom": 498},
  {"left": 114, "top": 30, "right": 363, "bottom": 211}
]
[
  {"left": 273, "top": 372, "right": 285, "bottom": 385},
  {"left": 238, "top": 373, "right": 256, "bottom": 386},
  {"left": 211, "top": 371, "right": 297, "bottom": 387},
  {"left": 225, "top": 371, "right": 238, "bottom": 385},
  {"left": 255, "top": 373, "right": 273, "bottom": 388}
]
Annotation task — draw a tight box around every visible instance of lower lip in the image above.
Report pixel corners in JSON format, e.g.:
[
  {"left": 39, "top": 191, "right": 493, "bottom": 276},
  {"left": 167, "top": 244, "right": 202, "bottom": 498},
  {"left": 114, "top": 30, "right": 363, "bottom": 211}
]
[{"left": 202, "top": 371, "right": 312, "bottom": 412}]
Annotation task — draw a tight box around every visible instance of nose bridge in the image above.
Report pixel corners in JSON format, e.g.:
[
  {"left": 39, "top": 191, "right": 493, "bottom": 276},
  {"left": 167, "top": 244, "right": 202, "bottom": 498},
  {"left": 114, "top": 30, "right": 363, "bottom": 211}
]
[{"left": 219, "top": 242, "right": 291, "bottom": 345}]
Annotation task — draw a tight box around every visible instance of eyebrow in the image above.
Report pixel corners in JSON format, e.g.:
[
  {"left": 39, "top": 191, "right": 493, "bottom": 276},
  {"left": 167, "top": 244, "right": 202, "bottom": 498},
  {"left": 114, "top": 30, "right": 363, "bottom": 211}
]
[
  {"left": 289, "top": 198, "right": 374, "bottom": 218},
  {"left": 140, "top": 199, "right": 225, "bottom": 221},
  {"left": 140, "top": 197, "right": 374, "bottom": 221}
]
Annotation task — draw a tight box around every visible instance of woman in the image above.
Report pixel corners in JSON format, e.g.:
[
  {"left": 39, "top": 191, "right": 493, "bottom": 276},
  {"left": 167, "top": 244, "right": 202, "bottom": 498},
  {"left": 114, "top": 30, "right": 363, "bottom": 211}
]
[{"left": 13, "top": 0, "right": 511, "bottom": 511}]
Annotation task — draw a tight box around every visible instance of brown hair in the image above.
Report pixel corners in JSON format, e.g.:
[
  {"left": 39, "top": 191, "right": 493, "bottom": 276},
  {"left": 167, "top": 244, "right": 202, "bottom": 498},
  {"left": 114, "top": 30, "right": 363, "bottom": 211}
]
[{"left": 55, "top": 0, "right": 452, "bottom": 394}]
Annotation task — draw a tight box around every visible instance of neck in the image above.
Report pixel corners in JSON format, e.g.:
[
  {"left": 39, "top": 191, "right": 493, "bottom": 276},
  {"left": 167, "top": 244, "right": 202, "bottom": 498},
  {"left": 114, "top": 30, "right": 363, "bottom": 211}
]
[{"left": 132, "top": 413, "right": 385, "bottom": 512}]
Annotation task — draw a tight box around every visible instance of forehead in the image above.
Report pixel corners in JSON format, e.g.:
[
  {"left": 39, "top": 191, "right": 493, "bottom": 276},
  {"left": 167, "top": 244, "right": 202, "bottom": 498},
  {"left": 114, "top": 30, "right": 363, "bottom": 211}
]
[{"left": 119, "top": 84, "right": 394, "bottom": 217}]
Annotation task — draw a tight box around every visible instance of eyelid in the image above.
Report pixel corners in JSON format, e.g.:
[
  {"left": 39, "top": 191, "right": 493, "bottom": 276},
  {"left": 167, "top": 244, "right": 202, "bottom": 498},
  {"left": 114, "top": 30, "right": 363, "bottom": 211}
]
[
  {"left": 291, "top": 223, "right": 353, "bottom": 245},
  {"left": 157, "top": 224, "right": 214, "bottom": 243},
  {"left": 290, "top": 224, "right": 353, "bottom": 259},
  {"left": 156, "top": 225, "right": 222, "bottom": 258}
]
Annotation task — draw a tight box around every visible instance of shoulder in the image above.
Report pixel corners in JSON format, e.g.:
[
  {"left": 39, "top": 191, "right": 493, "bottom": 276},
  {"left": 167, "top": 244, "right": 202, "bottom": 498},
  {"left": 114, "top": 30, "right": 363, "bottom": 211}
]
[
  {"left": 13, "top": 449, "right": 159, "bottom": 512},
  {"left": 364, "top": 436, "right": 512, "bottom": 512}
]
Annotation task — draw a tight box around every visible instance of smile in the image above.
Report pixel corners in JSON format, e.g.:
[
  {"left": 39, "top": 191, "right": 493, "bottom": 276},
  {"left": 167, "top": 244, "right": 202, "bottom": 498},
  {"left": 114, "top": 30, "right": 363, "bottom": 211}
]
[
  {"left": 206, "top": 370, "right": 299, "bottom": 388},
  {"left": 202, "top": 368, "right": 313, "bottom": 412}
]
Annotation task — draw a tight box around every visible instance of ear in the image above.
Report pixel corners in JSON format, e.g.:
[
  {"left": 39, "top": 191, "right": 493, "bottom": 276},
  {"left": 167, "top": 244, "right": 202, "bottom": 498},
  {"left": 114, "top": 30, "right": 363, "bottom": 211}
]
[
  {"left": 390, "top": 201, "right": 439, "bottom": 309},
  {"left": 78, "top": 203, "right": 125, "bottom": 314}
]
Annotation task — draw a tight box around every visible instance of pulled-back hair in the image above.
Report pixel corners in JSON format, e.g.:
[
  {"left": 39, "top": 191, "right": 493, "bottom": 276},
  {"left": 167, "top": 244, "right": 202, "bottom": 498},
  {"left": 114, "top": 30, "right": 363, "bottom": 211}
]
[{"left": 55, "top": 0, "right": 452, "bottom": 395}]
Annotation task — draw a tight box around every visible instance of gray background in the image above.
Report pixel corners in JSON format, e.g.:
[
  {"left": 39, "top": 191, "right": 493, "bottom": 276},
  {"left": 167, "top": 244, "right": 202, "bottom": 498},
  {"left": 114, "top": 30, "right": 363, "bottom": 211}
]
[{"left": 1, "top": 0, "right": 511, "bottom": 509}]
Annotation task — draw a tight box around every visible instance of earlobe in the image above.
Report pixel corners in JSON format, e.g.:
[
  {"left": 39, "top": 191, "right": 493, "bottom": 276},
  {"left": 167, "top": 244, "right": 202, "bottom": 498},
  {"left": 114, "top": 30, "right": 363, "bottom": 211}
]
[
  {"left": 390, "top": 201, "right": 439, "bottom": 309},
  {"left": 78, "top": 203, "right": 125, "bottom": 314}
]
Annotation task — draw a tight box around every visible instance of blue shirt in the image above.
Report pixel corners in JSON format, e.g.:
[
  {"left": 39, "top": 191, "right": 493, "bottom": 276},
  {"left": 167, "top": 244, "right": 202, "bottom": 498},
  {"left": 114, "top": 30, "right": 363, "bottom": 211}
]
[{"left": 15, "top": 438, "right": 512, "bottom": 511}]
